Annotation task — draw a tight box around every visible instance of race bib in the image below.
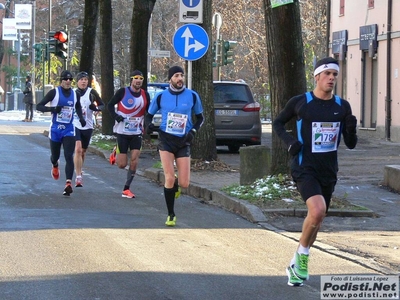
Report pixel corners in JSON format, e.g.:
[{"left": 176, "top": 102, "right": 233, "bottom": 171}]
[
  {"left": 56, "top": 106, "right": 73, "bottom": 123},
  {"left": 123, "top": 116, "right": 142, "bottom": 133},
  {"left": 311, "top": 122, "right": 340, "bottom": 153},
  {"left": 165, "top": 112, "right": 187, "bottom": 135}
]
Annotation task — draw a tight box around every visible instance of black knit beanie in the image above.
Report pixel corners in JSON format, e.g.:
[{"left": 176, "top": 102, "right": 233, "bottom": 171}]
[{"left": 168, "top": 66, "right": 184, "bottom": 80}]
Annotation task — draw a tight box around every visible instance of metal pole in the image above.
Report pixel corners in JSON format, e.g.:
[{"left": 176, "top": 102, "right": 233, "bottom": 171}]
[
  {"left": 17, "top": 29, "right": 20, "bottom": 89},
  {"left": 212, "top": 13, "right": 222, "bottom": 81},
  {"left": 187, "top": 60, "right": 192, "bottom": 89},
  {"left": 147, "top": 15, "right": 152, "bottom": 79},
  {"left": 47, "top": 0, "right": 51, "bottom": 83},
  {"left": 31, "top": 0, "right": 36, "bottom": 103}
]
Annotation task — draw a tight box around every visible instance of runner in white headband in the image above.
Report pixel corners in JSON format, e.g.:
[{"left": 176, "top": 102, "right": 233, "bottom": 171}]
[{"left": 313, "top": 57, "right": 340, "bottom": 76}]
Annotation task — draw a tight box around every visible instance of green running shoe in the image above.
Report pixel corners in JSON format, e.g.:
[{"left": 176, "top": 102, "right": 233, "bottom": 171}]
[
  {"left": 165, "top": 215, "right": 177, "bottom": 227},
  {"left": 174, "top": 175, "right": 181, "bottom": 199},
  {"left": 294, "top": 253, "right": 309, "bottom": 280},
  {"left": 286, "top": 265, "right": 303, "bottom": 287}
]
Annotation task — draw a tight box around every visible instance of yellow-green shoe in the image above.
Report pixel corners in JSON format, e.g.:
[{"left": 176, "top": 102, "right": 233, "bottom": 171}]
[
  {"left": 174, "top": 175, "right": 181, "bottom": 199},
  {"left": 286, "top": 265, "right": 304, "bottom": 287},
  {"left": 165, "top": 215, "right": 176, "bottom": 227},
  {"left": 294, "top": 253, "right": 309, "bottom": 280}
]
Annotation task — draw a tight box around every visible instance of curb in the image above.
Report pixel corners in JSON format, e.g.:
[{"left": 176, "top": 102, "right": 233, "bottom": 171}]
[{"left": 86, "top": 145, "right": 375, "bottom": 222}]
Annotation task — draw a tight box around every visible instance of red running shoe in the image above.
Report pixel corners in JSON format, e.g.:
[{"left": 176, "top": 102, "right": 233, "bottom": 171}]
[
  {"left": 109, "top": 146, "right": 117, "bottom": 165},
  {"left": 51, "top": 165, "right": 60, "bottom": 180}
]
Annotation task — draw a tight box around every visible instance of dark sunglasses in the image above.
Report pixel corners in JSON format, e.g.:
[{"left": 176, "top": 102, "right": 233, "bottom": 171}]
[
  {"left": 131, "top": 75, "right": 144, "bottom": 80},
  {"left": 63, "top": 78, "right": 73, "bottom": 81}
]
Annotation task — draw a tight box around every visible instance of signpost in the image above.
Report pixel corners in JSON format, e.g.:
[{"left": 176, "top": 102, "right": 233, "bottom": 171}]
[
  {"left": 149, "top": 50, "right": 171, "bottom": 58},
  {"left": 212, "top": 12, "right": 222, "bottom": 80},
  {"left": 173, "top": 24, "right": 209, "bottom": 88},
  {"left": 179, "top": 0, "right": 203, "bottom": 24}
]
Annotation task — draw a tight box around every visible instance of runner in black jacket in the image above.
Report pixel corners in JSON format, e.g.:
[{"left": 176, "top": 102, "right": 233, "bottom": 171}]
[{"left": 273, "top": 57, "right": 357, "bottom": 287}]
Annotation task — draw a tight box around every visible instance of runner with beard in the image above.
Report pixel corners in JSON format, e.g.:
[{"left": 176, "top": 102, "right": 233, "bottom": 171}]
[
  {"left": 107, "top": 70, "right": 150, "bottom": 199},
  {"left": 145, "top": 66, "right": 204, "bottom": 226}
]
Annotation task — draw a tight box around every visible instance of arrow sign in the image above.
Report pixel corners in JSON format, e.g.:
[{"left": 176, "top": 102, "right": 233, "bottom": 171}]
[{"left": 173, "top": 24, "right": 209, "bottom": 61}]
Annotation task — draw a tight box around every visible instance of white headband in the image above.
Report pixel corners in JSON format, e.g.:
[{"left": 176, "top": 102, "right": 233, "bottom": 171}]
[{"left": 314, "top": 63, "right": 340, "bottom": 76}]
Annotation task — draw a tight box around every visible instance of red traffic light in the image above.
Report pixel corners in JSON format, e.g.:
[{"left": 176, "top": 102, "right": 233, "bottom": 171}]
[{"left": 53, "top": 31, "right": 68, "bottom": 43}]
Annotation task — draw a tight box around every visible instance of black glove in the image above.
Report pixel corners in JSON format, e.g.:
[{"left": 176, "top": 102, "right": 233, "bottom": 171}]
[
  {"left": 52, "top": 106, "right": 62, "bottom": 114},
  {"left": 288, "top": 141, "right": 302, "bottom": 156},
  {"left": 115, "top": 115, "right": 125, "bottom": 123},
  {"left": 79, "top": 118, "right": 86, "bottom": 127},
  {"left": 183, "top": 129, "right": 196, "bottom": 144},
  {"left": 345, "top": 115, "right": 357, "bottom": 134},
  {"left": 89, "top": 103, "right": 98, "bottom": 111},
  {"left": 146, "top": 123, "right": 156, "bottom": 134}
]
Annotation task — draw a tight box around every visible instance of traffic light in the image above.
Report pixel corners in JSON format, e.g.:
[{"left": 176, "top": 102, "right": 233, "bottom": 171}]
[
  {"left": 212, "top": 40, "right": 222, "bottom": 67},
  {"left": 54, "top": 30, "right": 68, "bottom": 59},
  {"left": 33, "top": 43, "right": 43, "bottom": 62},
  {"left": 48, "top": 30, "right": 68, "bottom": 59},
  {"left": 222, "top": 40, "right": 237, "bottom": 65},
  {"left": 48, "top": 31, "right": 57, "bottom": 55},
  {"left": 212, "top": 41, "right": 217, "bottom": 67}
]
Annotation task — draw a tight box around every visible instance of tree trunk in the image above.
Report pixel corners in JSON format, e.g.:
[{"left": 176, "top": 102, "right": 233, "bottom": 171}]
[
  {"left": 191, "top": 0, "right": 218, "bottom": 161},
  {"left": 79, "top": 0, "right": 99, "bottom": 81},
  {"left": 99, "top": 0, "right": 115, "bottom": 135},
  {"left": 130, "top": 0, "right": 156, "bottom": 88},
  {"left": 263, "top": 0, "right": 307, "bottom": 174}
]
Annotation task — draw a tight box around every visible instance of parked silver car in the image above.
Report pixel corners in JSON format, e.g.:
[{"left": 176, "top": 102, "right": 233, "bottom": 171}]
[
  {"left": 147, "top": 81, "right": 262, "bottom": 152},
  {"left": 214, "top": 81, "right": 261, "bottom": 152}
]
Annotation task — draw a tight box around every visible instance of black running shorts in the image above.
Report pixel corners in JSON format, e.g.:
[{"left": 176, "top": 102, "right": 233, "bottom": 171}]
[
  {"left": 117, "top": 134, "right": 143, "bottom": 154},
  {"left": 75, "top": 128, "right": 93, "bottom": 149},
  {"left": 291, "top": 170, "right": 336, "bottom": 211},
  {"left": 157, "top": 131, "right": 190, "bottom": 158}
]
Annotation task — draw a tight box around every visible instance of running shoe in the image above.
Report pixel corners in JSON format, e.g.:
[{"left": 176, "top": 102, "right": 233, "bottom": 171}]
[
  {"left": 75, "top": 176, "right": 83, "bottom": 187},
  {"left": 51, "top": 165, "right": 59, "bottom": 180},
  {"left": 122, "top": 189, "right": 135, "bottom": 198},
  {"left": 174, "top": 174, "right": 181, "bottom": 199},
  {"left": 286, "top": 264, "right": 304, "bottom": 287},
  {"left": 294, "top": 253, "right": 309, "bottom": 280},
  {"left": 165, "top": 215, "right": 177, "bottom": 227},
  {"left": 63, "top": 182, "right": 73, "bottom": 196},
  {"left": 109, "top": 145, "right": 118, "bottom": 165}
]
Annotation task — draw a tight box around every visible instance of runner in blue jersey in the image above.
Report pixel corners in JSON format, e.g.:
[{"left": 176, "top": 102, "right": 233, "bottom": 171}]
[
  {"left": 273, "top": 57, "right": 358, "bottom": 286},
  {"left": 36, "top": 70, "right": 86, "bottom": 196},
  {"left": 145, "top": 66, "right": 204, "bottom": 227}
]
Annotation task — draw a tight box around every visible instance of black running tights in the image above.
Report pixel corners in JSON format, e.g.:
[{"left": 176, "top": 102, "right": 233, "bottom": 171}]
[{"left": 50, "top": 136, "right": 75, "bottom": 181}]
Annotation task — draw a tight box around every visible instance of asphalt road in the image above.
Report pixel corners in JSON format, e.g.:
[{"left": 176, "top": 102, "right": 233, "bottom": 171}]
[{"left": 0, "top": 119, "right": 383, "bottom": 299}]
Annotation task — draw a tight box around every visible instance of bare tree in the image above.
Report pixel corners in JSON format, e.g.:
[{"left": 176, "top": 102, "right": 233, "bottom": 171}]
[
  {"left": 130, "top": 0, "right": 156, "bottom": 89},
  {"left": 263, "top": 0, "right": 307, "bottom": 174},
  {"left": 191, "top": 0, "right": 217, "bottom": 161},
  {"left": 99, "top": 0, "right": 114, "bottom": 135},
  {"left": 79, "top": 0, "right": 100, "bottom": 80}
]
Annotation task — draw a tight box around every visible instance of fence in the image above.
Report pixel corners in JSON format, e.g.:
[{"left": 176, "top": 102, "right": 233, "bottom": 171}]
[{"left": 0, "top": 90, "right": 45, "bottom": 111}]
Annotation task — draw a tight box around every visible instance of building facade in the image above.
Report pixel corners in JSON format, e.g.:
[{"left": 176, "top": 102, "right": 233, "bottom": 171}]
[{"left": 330, "top": 0, "right": 400, "bottom": 141}]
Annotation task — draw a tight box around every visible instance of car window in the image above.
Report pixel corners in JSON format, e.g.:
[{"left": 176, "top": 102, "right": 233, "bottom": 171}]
[
  {"left": 214, "top": 84, "right": 252, "bottom": 103},
  {"left": 147, "top": 83, "right": 168, "bottom": 100}
]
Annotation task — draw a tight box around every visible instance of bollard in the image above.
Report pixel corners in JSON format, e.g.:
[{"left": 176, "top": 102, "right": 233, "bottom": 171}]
[{"left": 239, "top": 145, "right": 271, "bottom": 185}]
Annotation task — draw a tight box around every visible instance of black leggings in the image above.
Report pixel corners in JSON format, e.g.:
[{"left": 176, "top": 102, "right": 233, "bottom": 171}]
[
  {"left": 50, "top": 136, "right": 75, "bottom": 180},
  {"left": 25, "top": 103, "right": 33, "bottom": 120}
]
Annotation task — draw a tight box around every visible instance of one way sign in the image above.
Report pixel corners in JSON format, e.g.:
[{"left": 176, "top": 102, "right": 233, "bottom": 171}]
[{"left": 173, "top": 24, "right": 209, "bottom": 61}]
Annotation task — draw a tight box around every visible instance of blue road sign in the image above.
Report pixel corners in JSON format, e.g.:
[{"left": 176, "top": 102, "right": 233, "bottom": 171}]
[
  {"left": 173, "top": 24, "right": 209, "bottom": 61},
  {"left": 182, "top": 0, "right": 201, "bottom": 7}
]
